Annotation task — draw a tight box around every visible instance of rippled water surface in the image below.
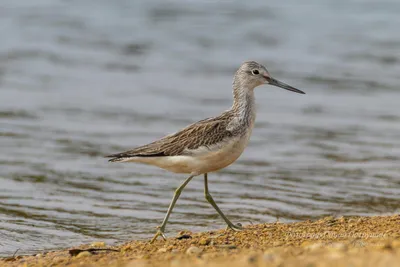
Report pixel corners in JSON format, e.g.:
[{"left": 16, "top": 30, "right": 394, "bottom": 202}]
[{"left": 1, "top": 0, "right": 400, "bottom": 256}]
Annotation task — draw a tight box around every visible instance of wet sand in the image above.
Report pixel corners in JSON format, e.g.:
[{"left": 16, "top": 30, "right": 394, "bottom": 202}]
[{"left": 2, "top": 214, "right": 399, "bottom": 267}]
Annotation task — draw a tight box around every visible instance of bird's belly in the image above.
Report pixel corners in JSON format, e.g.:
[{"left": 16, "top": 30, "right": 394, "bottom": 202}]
[
  {"left": 128, "top": 134, "right": 251, "bottom": 175},
  {"left": 193, "top": 141, "right": 245, "bottom": 174},
  {"left": 184, "top": 134, "right": 250, "bottom": 175}
]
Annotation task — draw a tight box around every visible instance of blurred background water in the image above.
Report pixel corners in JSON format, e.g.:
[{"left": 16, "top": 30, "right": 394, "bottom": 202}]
[{"left": 1, "top": 0, "right": 400, "bottom": 256}]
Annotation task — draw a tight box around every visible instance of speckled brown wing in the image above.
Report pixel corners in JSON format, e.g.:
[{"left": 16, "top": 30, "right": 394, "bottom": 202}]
[{"left": 106, "top": 112, "right": 234, "bottom": 161}]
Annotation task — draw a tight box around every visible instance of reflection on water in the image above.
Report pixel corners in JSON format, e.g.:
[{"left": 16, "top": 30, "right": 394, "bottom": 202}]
[{"left": 1, "top": 0, "right": 400, "bottom": 256}]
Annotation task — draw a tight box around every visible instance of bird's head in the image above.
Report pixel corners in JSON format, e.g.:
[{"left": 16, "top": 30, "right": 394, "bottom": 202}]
[{"left": 235, "top": 61, "right": 305, "bottom": 94}]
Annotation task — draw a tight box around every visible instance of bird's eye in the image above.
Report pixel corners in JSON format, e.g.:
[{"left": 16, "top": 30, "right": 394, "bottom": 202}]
[{"left": 252, "top": 70, "right": 259, "bottom": 75}]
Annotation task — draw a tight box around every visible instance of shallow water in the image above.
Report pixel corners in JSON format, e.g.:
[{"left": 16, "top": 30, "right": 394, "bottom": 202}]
[{"left": 1, "top": 0, "right": 400, "bottom": 256}]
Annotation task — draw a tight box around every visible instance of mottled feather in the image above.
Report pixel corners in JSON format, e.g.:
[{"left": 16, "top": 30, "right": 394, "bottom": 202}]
[{"left": 106, "top": 111, "right": 237, "bottom": 161}]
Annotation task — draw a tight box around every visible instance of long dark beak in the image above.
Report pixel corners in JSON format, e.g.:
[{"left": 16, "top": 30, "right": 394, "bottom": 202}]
[{"left": 267, "top": 77, "right": 305, "bottom": 94}]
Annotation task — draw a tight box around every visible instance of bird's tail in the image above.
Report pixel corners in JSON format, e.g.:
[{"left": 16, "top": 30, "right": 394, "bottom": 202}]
[
  {"left": 107, "top": 157, "right": 128, "bottom": 162},
  {"left": 105, "top": 153, "right": 130, "bottom": 163}
]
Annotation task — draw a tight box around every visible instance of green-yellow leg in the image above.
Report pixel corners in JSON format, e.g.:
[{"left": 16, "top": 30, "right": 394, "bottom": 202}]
[
  {"left": 204, "top": 173, "right": 242, "bottom": 231},
  {"left": 150, "top": 175, "right": 194, "bottom": 243}
]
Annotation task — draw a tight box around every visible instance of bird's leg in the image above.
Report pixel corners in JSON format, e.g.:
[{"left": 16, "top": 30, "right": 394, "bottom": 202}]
[
  {"left": 150, "top": 175, "right": 195, "bottom": 243},
  {"left": 204, "top": 173, "right": 242, "bottom": 231}
]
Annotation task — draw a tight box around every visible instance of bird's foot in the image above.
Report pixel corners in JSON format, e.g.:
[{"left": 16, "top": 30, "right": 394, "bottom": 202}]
[
  {"left": 225, "top": 222, "right": 243, "bottom": 232},
  {"left": 150, "top": 226, "right": 167, "bottom": 243}
]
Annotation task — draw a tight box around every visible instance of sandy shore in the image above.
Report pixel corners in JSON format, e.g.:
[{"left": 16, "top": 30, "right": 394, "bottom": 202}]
[{"left": 2, "top": 214, "right": 399, "bottom": 267}]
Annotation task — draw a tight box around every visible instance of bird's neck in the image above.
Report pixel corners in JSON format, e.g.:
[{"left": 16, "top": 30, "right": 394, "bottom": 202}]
[{"left": 231, "top": 83, "right": 256, "bottom": 128}]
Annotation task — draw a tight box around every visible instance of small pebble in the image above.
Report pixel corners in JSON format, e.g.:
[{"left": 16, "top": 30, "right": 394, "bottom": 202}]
[
  {"left": 198, "top": 238, "right": 211, "bottom": 246},
  {"left": 176, "top": 234, "right": 192, "bottom": 240},
  {"left": 121, "top": 245, "right": 134, "bottom": 253},
  {"left": 52, "top": 256, "right": 64, "bottom": 264},
  {"left": 157, "top": 248, "right": 168, "bottom": 253},
  {"left": 76, "top": 251, "right": 91, "bottom": 258},
  {"left": 90, "top": 241, "right": 106, "bottom": 248},
  {"left": 186, "top": 246, "right": 203, "bottom": 255},
  {"left": 322, "top": 216, "right": 335, "bottom": 222}
]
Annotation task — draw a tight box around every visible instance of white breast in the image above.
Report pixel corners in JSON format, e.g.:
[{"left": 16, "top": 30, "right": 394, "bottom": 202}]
[{"left": 186, "top": 132, "right": 252, "bottom": 174}]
